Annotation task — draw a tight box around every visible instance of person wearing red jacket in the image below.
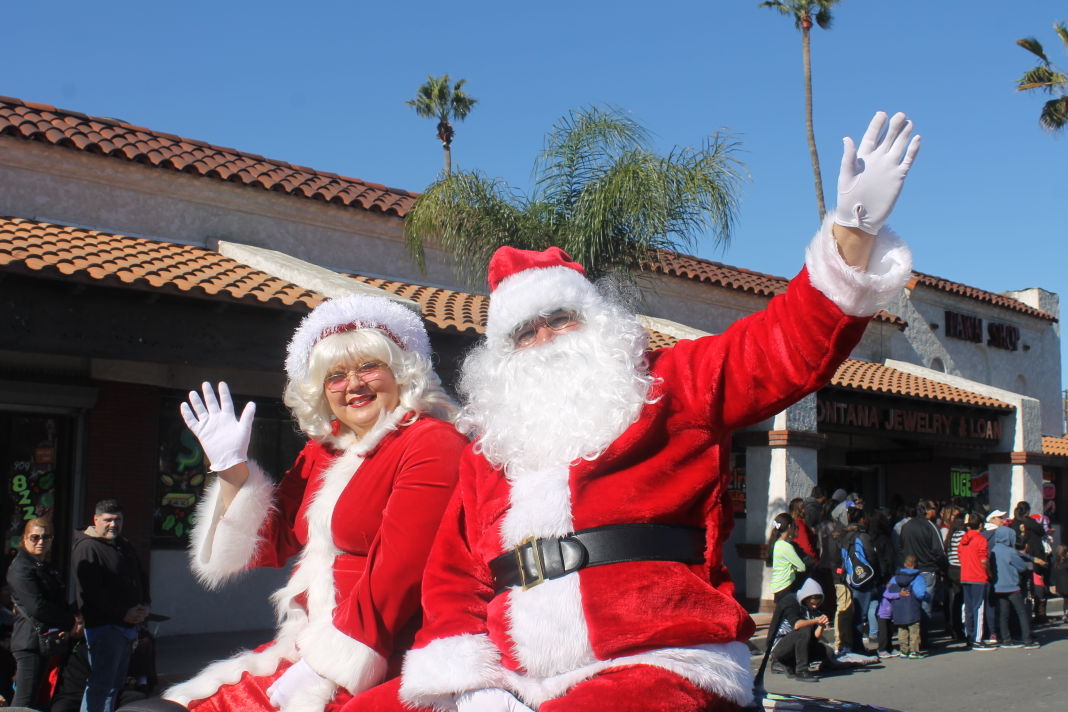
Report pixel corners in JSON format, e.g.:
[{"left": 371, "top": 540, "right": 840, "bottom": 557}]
[
  {"left": 348, "top": 112, "right": 920, "bottom": 712},
  {"left": 957, "top": 514, "right": 993, "bottom": 650},
  {"left": 789, "top": 498, "right": 819, "bottom": 563}
]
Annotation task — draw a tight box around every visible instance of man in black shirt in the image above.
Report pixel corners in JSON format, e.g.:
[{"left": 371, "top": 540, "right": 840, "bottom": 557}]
[
  {"left": 899, "top": 500, "right": 946, "bottom": 646},
  {"left": 769, "top": 579, "right": 829, "bottom": 683}
]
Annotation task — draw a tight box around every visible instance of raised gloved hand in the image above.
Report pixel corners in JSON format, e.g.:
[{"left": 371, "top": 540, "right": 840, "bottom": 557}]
[
  {"left": 179, "top": 382, "right": 256, "bottom": 472},
  {"left": 834, "top": 111, "right": 921, "bottom": 235},
  {"left": 456, "top": 688, "right": 535, "bottom": 712},
  {"left": 266, "top": 658, "right": 326, "bottom": 709}
]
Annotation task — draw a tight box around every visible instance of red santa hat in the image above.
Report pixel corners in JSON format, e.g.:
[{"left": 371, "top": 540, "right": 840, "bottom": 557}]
[
  {"left": 485, "top": 246, "right": 600, "bottom": 343},
  {"left": 285, "top": 295, "right": 431, "bottom": 383}
]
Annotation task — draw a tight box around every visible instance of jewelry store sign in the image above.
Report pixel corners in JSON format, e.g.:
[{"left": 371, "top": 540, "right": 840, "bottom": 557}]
[{"left": 817, "top": 395, "right": 1003, "bottom": 445}]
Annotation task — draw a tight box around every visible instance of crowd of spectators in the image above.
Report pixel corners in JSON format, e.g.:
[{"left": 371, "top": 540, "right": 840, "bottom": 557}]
[{"left": 764, "top": 487, "right": 1061, "bottom": 683}]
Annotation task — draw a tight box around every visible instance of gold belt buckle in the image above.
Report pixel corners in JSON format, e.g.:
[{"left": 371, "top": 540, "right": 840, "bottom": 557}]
[{"left": 515, "top": 536, "right": 546, "bottom": 590}]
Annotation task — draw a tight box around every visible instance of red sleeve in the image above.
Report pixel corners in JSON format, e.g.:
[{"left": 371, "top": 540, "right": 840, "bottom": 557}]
[
  {"left": 660, "top": 267, "right": 871, "bottom": 432},
  {"left": 248, "top": 441, "right": 320, "bottom": 569},
  {"left": 331, "top": 423, "right": 467, "bottom": 657}
]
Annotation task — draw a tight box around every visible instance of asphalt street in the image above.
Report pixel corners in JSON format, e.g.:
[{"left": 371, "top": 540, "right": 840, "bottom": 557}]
[
  {"left": 758, "top": 622, "right": 1067, "bottom": 711},
  {"left": 156, "top": 621, "right": 1067, "bottom": 711}
]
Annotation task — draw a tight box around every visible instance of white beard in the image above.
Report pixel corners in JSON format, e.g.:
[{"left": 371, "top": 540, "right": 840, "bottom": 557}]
[{"left": 457, "top": 303, "right": 657, "bottom": 475}]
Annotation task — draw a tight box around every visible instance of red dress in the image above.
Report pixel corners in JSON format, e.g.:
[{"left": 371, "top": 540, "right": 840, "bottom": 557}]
[{"left": 166, "top": 414, "right": 467, "bottom": 712}]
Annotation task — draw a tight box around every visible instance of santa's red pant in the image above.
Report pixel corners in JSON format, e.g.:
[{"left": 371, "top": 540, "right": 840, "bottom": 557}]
[{"left": 345, "top": 664, "right": 742, "bottom": 712}]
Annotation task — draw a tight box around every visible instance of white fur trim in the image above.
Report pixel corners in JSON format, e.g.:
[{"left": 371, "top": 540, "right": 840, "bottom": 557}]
[
  {"left": 188, "top": 461, "right": 275, "bottom": 589},
  {"left": 286, "top": 295, "right": 430, "bottom": 383},
  {"left": 400, "top": 634, "right": 506, "bottom": 711},
  {"left": 298, "top": 619, "right": 387, "bottom": 694},
  {"left": 486, "top": 266, "right": 599, "bottom": 343},
  {"left": 502, "top": 641, "right": 753, "bottom": 708},
  {"left": 505, "top": 576, "right": 595, "bottom": 676},
  {"left": 499, "top": 466, "right": 575, "bottom": 548},
  {"left": 805, "top": 213, "right": 912, "bottom": 317},
  {"left": 165, "top": 642, "right": 291, "bottom": 705},
  {"left": 498, "top": 465, "right": 595, "bottom": 674}
]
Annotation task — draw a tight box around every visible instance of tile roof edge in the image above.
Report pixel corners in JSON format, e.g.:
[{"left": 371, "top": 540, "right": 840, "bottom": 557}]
[
  {"left": 0, "top": 96, "right": 417, "bottom": 200},
  {"left": 911, "top": 270, "right": 1057, "bottom": 322}
]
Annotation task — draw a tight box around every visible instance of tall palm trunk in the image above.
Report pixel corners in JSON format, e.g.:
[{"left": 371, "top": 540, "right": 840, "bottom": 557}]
[
  {"left": 801, "top": 21, "right": 826, "bottom": 221},
  {"left": 437, "top": 120, "right": 454, "bottom": 175}
]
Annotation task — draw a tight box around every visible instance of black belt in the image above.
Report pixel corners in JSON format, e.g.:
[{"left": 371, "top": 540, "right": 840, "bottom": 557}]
[{"left": 489, "top": 524, "right": 705, "bottom": 595}]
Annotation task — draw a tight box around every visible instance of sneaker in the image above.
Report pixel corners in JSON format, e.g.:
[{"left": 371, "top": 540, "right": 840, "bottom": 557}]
[
  {"left": 793, "top": 670, "right": 820, "bottom": 683},
  {"left": 1023, "top": 641, "right": 1040, "bottom": 650},
  {"left": 971, "top": 642, "right": 997, "bottom": 651},
  {"left": 1000, "top": 641, "right": 1023, "bottom": 649},
  {"left": 907, "top": 651, "right": 927, "bottom": 659},
  {"left": 982, "top": 638, "right": 999, "bottom": 646},
  {"left": 771, "top": 661, "right": 788, "bottom": 674},
  {"left": 876, "top": 650, "right": 892, "bottom": 658}
]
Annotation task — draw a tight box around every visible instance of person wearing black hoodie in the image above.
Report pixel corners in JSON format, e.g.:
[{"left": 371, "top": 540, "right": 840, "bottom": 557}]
[
  {"left": 769, "top": 578, "right": 830, "bottom": 683},
  {"left": 71, "top": 499, "right": 151, "bottom": 712},
  {"left": 899, "top": 500, "right": 946, "bottom": 646}
]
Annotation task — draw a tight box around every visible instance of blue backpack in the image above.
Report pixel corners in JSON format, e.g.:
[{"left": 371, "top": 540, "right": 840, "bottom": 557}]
[{"left": 840, "top": 535, "right": 875, "bottom": 589}]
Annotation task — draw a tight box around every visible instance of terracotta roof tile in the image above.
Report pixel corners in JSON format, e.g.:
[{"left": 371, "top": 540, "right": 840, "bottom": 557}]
[
  {"left": 1043, "top": 435, "right": 1068, "bottom": 458},
  {"left": 0, "top": 216, "right": 322, "bottom": 309},
  {"left": 0, "top": 97, "right": 415, "bottom": 218},
  {"left": 645, "top": 249, "right": 906, "bottom": 328},
  {"left": 349, "top": 275, "right": 489, "bottom": 337},
  {"left": 908, "top": 272, "right": 1056, "bottom": 322},
  {"left": 830, "top": 359, "right": 1014, "bottom": 410}
]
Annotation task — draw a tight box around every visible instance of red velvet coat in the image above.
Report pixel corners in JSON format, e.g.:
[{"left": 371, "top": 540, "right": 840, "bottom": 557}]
[
  {"left": 400, "top": 268, "right": 873, "bottom": 710},
  {"left": 171, "top": 415, "right": 467, "bottom": 712}
]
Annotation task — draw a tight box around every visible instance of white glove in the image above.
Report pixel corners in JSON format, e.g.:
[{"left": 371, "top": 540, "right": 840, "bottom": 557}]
[
  {"left": 266, "top": 659, "right": 326, "bottom": 709},
  {"left": 179, "top": 382, "right": 256, "bottom": 472},
  {"left": 834, "top": 111, "right": 921, "bottom": 235},
  {"left": 456, "top": 688, "right": 534, "bottom": 712}
]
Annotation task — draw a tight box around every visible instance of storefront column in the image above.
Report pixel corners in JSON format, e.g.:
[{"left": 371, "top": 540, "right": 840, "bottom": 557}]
[
  {"left": 987, "top": 463, "right": 1043, "bottom": 513},
  {"left": 740, "top": 394, "right": 821, "bottom": 607}
]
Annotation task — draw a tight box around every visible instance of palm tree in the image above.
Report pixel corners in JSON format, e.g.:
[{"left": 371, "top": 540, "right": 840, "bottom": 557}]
[
  {"left": 406, "top": 75, "right": 478, "bottom": 174},
  {"left": 405, "top": 106, "right": 744, "bottom": 285},
  {"left": 758, "top": 0, "right": 842, "bottom": 222},
  {"left": 1016, "top": 23, "right": 1068, "bottom": 133}
]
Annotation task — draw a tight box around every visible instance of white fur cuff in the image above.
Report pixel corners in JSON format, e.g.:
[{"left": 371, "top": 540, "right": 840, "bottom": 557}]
[
  {"left": 806, "top": 213, "right": 912, "bottom": 317},
  {"left": 400, "top": 634, "right": 505, "bottom": 711},
  {"left": 189, "top": 461, "right": 275, "bottom": 589},
  {"left": 297, "top": 620, "right": 387, "bottom": 694}
]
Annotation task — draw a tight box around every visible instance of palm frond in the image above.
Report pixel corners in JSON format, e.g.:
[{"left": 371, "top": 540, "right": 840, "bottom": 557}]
[
  {"left": 404, "top": 170, "right": 527, "bottom": 286},
  {"left": 1017, "top": 37, "right": 1050, "bottom": 63},
  {"left": 1055, "top": 22, "right": 1068, "bottom": 49},
  {"left": 1040, "top": 96, "right": 1068, "bottom": 132},
  {"left": 1017, "top": 66, "right": 1063, "bottom": 92}
]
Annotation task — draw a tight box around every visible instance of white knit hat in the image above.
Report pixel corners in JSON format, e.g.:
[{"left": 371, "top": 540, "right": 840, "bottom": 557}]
[{"left": 285, "top": 295, "right": 430, "bottom": 383}]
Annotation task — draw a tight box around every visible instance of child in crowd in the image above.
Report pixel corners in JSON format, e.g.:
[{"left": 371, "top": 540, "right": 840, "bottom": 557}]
[{"left": 889, "top": 554, "right": 927, "bottom": 659}]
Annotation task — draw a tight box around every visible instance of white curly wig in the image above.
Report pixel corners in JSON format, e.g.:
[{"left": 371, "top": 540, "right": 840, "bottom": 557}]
[{"left": 282, "top": 296, "right": 457, "bottom": 445}]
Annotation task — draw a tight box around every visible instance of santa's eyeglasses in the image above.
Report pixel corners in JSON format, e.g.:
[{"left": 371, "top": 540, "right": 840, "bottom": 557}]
[{"left": 511, "top": 309, "right": 580, "bottom": 348}]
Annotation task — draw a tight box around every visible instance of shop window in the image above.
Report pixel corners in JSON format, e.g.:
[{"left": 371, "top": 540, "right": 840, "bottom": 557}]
[{"left": 154, "top": 393, "right": 303, "bottom": 547}]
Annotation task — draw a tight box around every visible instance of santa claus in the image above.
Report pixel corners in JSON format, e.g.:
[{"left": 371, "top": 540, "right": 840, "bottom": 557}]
[{"left": 355, "top": 111, "right": 920, "bottom": 712}]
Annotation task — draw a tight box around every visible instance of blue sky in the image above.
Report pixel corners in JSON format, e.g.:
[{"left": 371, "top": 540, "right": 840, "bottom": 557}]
[{"left": 3, "top": 0, "right": 1066, "bottom": 389}]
